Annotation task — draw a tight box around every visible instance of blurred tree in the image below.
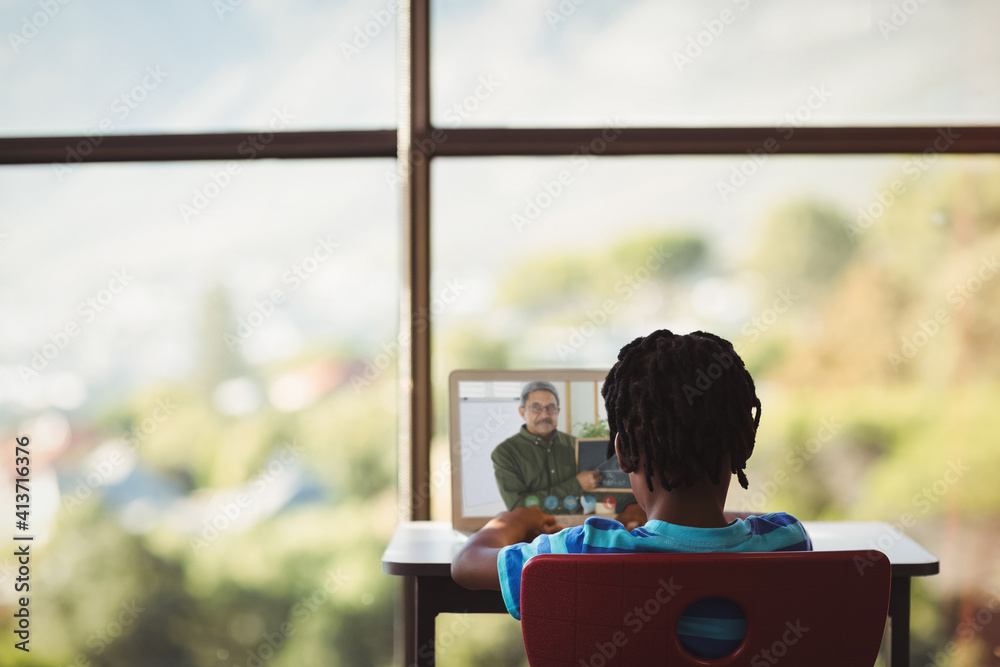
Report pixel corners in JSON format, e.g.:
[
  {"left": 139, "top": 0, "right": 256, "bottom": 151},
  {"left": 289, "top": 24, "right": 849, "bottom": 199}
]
[
  {"left": 3, "top": 345, "right": 399, "bottom": 667},
  {"left": 752, "top": 199, "right": 855, "bottom": 299},
  {"left": 199, "top": 283, "right": 248, "bottom": 389},
  {"left": 576, "top": 419, "right": 609, "bottom": 437},
  {"left": 497, "top": 231, "right": 707, "bottom": 316},
  {"left": 2, "top": 504, "right": 197, "bottom": 667}
]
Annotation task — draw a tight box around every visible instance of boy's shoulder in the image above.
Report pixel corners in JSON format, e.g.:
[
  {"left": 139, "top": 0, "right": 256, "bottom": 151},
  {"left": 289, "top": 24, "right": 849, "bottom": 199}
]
[
  {"left": 548, "top": 512, "right": 810, "bottom": 553},
  {"left": 582, "top": 516, "right": 631, "bottom": 530},
  {"left": 747, "top": 511, "right": 803, "bottom": 523},
  {"left": 532, "top": 516, "right": 639, "bottom": 554},
  {"left": 742, "top": 511, "right": 812, "bottom": 550},
  {"left": 575, "top": 512, "right": 807, "bottom": 532},
  {"left": 743, "top": 511, "right": 806, "bottom": 530}
]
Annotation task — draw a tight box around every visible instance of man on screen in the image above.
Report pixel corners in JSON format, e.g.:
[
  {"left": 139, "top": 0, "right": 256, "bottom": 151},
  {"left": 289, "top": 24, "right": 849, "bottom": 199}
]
[{"left": 491, "top": 381, "right": 602, "bottom": 514}]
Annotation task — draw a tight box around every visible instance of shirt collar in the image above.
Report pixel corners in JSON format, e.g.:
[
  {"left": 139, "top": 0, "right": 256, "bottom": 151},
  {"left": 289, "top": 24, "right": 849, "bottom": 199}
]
[
  {"left": 520, "top": 424, "right": 559, "bottom": 446},
  {"left": 641, "top": 518, "right": 748, "bottom": 548}
]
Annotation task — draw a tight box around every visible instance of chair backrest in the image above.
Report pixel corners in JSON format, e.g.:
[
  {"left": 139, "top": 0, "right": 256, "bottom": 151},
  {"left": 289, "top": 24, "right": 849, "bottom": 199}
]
[{"left": 520, "top": 550, "right": 890, "bottom": 666}]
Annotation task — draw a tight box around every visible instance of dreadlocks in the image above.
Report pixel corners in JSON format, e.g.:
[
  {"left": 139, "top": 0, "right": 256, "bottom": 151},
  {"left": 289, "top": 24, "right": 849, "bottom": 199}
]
[{"left": 601, "top": 329, "right": 760, "bottom": 493}]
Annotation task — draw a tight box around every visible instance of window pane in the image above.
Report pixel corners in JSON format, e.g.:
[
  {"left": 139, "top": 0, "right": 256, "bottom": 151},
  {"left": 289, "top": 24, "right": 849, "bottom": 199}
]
[
  {"left": 432, "top": 0, "right": 1000, "bottom": 127},
  {"left": 433, "top": 154, "right": 1000, "bottom": 661},
  {"left": 0, "top": 160, "right": 400, "bottom": 665},
  {"left": 0, "top": 0, "right": 395, "bottom": 136}
]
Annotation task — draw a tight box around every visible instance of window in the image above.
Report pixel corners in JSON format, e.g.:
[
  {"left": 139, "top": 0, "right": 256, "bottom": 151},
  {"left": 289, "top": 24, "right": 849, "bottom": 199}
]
[
  {"left": 431, "top": 0, "right": 1000, "bottom": 127},
  {"left": 1, "top": 1, "right": 998, "bottom": 664},
  {"left": 0, "top": 0, "right": 395, "bottom": 135}
]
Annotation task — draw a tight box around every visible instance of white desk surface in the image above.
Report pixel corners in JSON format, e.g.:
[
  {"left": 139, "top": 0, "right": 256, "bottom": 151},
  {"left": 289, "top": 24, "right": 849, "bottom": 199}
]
[{"left": 382, "top": 520, "right": 939, "bottom": 578}]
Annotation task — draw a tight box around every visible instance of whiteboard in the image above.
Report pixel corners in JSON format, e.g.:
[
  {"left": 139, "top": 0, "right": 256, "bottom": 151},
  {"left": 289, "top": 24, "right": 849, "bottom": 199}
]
[{"left": 459, "top": 398, "right": 522, "bottom": 511}]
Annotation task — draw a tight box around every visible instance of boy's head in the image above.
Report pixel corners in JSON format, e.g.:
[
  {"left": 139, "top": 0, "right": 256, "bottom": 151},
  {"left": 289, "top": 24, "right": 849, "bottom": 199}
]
[{"left": 601, "top": 329, "right": 760, "bottom": 493}]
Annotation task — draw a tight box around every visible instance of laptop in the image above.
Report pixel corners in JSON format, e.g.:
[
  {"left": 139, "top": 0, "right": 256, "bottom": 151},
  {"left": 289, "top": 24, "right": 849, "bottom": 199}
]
[{"left": 448, "top": 369, "right": 634, "bottom": 534}]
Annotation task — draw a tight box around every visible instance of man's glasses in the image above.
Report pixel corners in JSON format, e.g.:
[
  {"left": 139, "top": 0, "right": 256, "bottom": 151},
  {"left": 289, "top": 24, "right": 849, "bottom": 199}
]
[{"left": 526, "top": 404, "right": 560, "bottom": 415}]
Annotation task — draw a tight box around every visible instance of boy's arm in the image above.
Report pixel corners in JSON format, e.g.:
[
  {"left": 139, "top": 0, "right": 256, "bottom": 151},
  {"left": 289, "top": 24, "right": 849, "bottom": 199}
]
[{"left": 451, "top": 507, "right": 559, "bottom": 590}]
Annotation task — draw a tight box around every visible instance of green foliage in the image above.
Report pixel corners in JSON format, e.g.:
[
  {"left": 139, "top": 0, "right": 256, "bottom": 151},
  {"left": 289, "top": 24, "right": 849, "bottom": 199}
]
[
  {"left": 609, "top": 233, "right": 707, "bottom": 277},
  {"left": 497, "top": 231, "right": 707, "bottom": 316},
  {"left": 435, "top": 614, "right": 528, "bottom": 667},
  {"left": 4, "top": 352, "right": 398, "bottom": 667},
  {"left": 752, "top": 199, "right": 856, "bottom": 298},
  {"left": 3, "top": 505, "right": 198, "bottom": 667},
  {"left": 576, "top": 419, "right": 610, "bottom": 437}
]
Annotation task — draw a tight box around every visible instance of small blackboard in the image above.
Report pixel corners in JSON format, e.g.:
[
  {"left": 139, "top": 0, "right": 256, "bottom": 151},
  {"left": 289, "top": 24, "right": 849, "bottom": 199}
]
[{"left": 576, "top": 437, "right": 631, "bottom": 492}]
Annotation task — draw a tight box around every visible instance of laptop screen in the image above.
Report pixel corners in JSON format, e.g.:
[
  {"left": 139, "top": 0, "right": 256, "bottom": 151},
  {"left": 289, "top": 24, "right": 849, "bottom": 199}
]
[{"left": 449, "top": 369, "right": 634, "bottom": 531}]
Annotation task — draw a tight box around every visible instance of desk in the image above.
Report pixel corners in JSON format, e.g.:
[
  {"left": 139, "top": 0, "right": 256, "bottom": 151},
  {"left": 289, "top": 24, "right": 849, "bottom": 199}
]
[{"left": 383, "top": 521, "right": 939, "bottom": 667}]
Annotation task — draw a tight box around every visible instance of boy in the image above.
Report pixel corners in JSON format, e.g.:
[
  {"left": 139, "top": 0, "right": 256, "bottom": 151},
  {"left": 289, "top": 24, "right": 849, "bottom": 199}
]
[{"left": 451, "top": 329, "right": 811, "bottom": 658}]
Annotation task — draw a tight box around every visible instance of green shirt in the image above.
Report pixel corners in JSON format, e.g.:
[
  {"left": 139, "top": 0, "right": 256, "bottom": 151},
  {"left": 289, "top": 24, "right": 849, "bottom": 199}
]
[{"left": 491, "top": 425, "right": 583, "bottom": 514}]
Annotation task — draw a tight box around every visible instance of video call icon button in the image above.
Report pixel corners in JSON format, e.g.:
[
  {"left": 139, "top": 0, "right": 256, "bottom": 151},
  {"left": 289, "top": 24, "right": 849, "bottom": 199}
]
[
  {"left": 544, "top": 495, "right": 559, "bottom": 510},
  {"left": 525, "top": 495, "right": 539, "bottom": 508}
]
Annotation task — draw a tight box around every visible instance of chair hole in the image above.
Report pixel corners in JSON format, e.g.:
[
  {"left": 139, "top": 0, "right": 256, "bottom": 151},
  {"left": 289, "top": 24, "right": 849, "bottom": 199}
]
[{"left": 677, "top": 597, "right": 746, "bottom": 661}]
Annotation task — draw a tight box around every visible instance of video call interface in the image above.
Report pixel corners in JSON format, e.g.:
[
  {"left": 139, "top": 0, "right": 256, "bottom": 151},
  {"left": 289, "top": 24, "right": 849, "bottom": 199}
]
[{"left": 456, "top": 379, "right": 633, "bottom": 518}]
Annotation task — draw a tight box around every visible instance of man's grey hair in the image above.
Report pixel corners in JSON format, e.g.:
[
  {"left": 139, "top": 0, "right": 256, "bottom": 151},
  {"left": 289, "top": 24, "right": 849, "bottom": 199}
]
[{"left": 520, "top": 381, "right": 560, "bottom": 407}]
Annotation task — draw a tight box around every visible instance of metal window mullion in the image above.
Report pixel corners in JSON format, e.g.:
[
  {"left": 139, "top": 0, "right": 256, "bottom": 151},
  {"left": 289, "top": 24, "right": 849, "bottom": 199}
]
[
  {"left": 0, "top": 130, "right": 397, "bottom": 164},
  {"left": 3, "top": 127, "right": 998, "bottom": 165},
  {"left": 397, "top": 2, "right": 432, "bottom": 666},
  {"left": 397, "top": 0, "right": 432, "bottom": 525}
]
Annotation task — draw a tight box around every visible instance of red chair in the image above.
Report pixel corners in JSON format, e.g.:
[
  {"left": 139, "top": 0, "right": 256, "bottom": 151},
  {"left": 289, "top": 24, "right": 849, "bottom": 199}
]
[{"left": 520, "top": 550, "right": 890, "bottom": 666}]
